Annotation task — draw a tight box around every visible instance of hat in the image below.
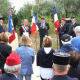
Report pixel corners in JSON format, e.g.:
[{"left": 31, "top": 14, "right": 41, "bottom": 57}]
[
  {"left": 62, "top": 18, "right": 66, "bottom": 21},
  {"left": 6, "top": 53, "right": 21, "bottom": 66},
  {"left": 53, "top": 52, "right": 70, "bottom": 65},
  {"left": 61, "top": 34, "right": 71, "bottom": 42},
  {"left": 71, "top": 16, "right": 76, "bottom": 19},
  {"left": 0, "top": 17, "right": 4, "bottom": 20},
  {"left": 74, "top": 26, "right": 80, "bottom": 33},
  {"left": 41, "top": 17, "right": 45, "bottom": 19}
]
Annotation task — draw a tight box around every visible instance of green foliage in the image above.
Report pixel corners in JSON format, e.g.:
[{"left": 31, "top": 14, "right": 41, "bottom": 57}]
[{"left": 76, "top": 12, "right": 80, "bottom": 24}]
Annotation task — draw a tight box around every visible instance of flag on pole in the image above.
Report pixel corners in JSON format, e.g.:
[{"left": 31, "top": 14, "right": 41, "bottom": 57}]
[
  {"left": 8, "top": 8, "right": 16, "bottom": 43},
  {"left": 53, "top": 5, "right": 60, "bottom": 33},
  {"left": 31, "top": 12, "right": 39, "bottom": 36}
]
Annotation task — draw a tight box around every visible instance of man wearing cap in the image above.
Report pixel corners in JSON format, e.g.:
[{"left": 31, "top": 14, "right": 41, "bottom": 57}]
[
  {"left": 57, "top": 34, "right": 79, "bottom": 53},
  {"left": 58, "top": 18, "right": 68, "bottom": 48},
  {"left": 0, "top": 17, "right": 5, "bottom": 33},
  {"left": 51, "top": 52, "right": 78, "bottom": 80},
  {"left": 68, "top": 17, "right": 79, "bottom": 37},
  {"left": 0, "top": 53, "right": 21, "bottom": 80},
  {"left": 71, "top": 26, "right": 80, "bottom": 52},
  {"left": 38, "top": 17, "right": 50, "bottom": 48}
]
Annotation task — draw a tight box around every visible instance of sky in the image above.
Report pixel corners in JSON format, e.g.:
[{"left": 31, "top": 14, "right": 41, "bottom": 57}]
[{"left": 10, "top": 0, "right": 35, "bottom": 12}]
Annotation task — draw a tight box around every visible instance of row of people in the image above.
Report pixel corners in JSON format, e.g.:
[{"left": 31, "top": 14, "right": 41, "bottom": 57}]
[{"left": 0, "top": 30, "right": 80, "bottom": 80}]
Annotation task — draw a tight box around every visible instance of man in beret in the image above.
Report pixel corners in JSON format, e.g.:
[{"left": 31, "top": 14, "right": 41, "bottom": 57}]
[
  {"left": 51, "top": 52, "right": 78, "bottom": 80},
  {"left": 38, "top": 17, "right": 50, "bottom": 48},
  {"left": 0, "top": 17, "right": 5, "bottom": 33},
  {"left": 68, "top": 17, "right": 79, "bottom": 37},
  {"left": 58, "top": 18, "right": 68, "bottom": 48},
  {"left": 0, "top": 53, "right": 21, "bottom": 80}
]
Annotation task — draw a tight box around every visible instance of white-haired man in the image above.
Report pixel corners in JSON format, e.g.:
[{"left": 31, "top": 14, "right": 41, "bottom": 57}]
[
  {"left": 57, "top": 34, "right": 79, "bottom": 53},
  {"left": 20, "top": 19, "right": 31, "bottom": 37},
  {"left": 71, "top": 26, "right": 80, "bottom": 52},
  {"left": 51, "top": 52, "right": 78, "bottom": 80},
  {"left": 0, "top": 53, "right": 21, "bottom": 80}
]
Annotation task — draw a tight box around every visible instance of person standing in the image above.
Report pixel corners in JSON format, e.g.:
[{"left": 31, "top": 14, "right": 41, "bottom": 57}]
[
  {"left": 52, "top": 52, "right": 78, "bottom": 80},
  {"left": 20, "top": 19, "right": 31, "bottom": 37},
  {"left": 15, "top": 35, "right": 35, "bottom": 80},
  {"left": 58, "top": 18, "right": 68, "bottom": 48},
  {"left": 68, "top": 17, "right": 79, "bottom": 37},
  {"left": 37, "top": 36, "right": 55, "bottom": 80},
  {"left": 0, "top": 17, "right": 5, "bottom": 33},
  {"left": 38, "top": 17, "right": 50, "bottom": 48}
]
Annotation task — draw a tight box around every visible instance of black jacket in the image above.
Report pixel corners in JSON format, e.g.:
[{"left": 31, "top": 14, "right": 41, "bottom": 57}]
[
  {"left": 0, "top": 43, "right": 12, "bottom": 73},
  {"left": 37, "top": 48, "right": 55, "bottom": 68},
  {"left": 0, "top": 24, "right": 5, "bottom": 33},
  {"left": 20, "top": 25, "right": 31, "bottom": 36},
  {"left": 67, "top": 66, "right": 80, "bottom": 80},
  {"left": 68, "top": 22, "right": 79, "bottom": 37},
  {"left": 38, "top": 22, "right": 50, "bottom": 37},
  {"left": 0, "top": 73, "right": 19, "bottom": 80}
]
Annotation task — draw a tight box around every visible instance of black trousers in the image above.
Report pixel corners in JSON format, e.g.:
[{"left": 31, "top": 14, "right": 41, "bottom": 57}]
[{"left": 40, "top": 36, "right": 44, "bottom": 48}]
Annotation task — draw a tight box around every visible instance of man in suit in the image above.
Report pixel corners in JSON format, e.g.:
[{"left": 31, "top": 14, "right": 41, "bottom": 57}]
[
  {"left": 20, "top": 19, "right": 31, "bottom": 37},
  {"left": 38, "top": 17, "right": 50, "bottom": 48},
  {"left": 58, "top": 18, "right": 68, "bottom": 48},
  {"left": 0, "top": 53, "right": 21, "bottom": 80},
  {"left": 68, "top": 17, "right": 79, "bottom": 37},
  {"left": 51, "top": 52, "right": 78, "bottom": 80},
  {"left": 0, "top": 17, "right": 5, "bottom": 33}
]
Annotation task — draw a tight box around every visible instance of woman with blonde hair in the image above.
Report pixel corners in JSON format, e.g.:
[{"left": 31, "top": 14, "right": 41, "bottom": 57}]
[
  {"left": 37, "top": 36, "right": 55, "bottom": 80},
  {"left": 0, "top": 32, "right": 12, "bottom": 75},
  {"left": 15, "top": 35, "right": 35, "bottom": 80}
]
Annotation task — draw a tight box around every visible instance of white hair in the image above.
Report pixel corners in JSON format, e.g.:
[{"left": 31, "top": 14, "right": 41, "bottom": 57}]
[
  {"left": 53, "top": 63, "right": 68, "bottom": 73},
  {"left": 61, "top": 40, "right": 71, "bottom": 45},
  {"left": 23, "top": 19, "right": 28, "bottom": 22},
  {"left": 4, "top": 64, "right": 21, "bottom": 72},
  {"left": 74, "top": 26, "right": 80, "bottom": 33}
]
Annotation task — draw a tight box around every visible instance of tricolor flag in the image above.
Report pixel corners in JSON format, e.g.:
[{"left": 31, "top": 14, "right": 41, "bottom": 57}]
[
  {"left": 31, "top": 12, "right": 39, "bottom": 36},
  {"left": 8, "top": 8, "right": 16, "bottom": 43},
  {"left": 53, "top": 5, "right": 60, "bottom": 33}
]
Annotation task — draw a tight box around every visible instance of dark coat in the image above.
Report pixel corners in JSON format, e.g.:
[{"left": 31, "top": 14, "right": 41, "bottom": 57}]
[
  {"left": 20, "top": 25, "right": 31, "bottom": 36},
  {"left": 0, "top": 24, "right": 5, "bottom": 33},
  {"left": 37, "top": 48, "right": 55, "bottom": 68},
  {"left": 68, "top": 22, "right": 79, "bottom": 37},
  {"left": 0, "top": 43, "right": 12, "bottom": 73},
  {"left": 57, "top": 44, "right": 80, "bottom": 53},
  {"left": 38, "top": 22, "right": 50, "bottom": 37},
  {"left": 52, "top": 75, "right": 78, "bottom": 80},
  {"left": 0, "top": 73, "right": 19, "bottom": 80},
  {"left": 67, "top": 66, "right": 80, "bottom": 80}
]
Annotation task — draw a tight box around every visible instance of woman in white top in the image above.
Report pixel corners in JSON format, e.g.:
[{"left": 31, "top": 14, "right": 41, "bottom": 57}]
[{"left": 37, "top": 36, "right": 55, "bottom": 80}]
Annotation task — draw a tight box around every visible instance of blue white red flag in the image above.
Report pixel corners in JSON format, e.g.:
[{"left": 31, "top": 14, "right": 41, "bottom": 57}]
[
  {"left": 8, "top": 8, "right": 16, "bottom": 43},
  {"left": 31, "top": 12, "right": 39, "bottom": 36},
  {"left": 53, "top": 5, "right": 60, "bottom": 33}
]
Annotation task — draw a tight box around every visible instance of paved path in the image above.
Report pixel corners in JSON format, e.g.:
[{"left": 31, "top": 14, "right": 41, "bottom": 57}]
[{"left": 32, "top": 55, "right": 41, "bottom": 80}]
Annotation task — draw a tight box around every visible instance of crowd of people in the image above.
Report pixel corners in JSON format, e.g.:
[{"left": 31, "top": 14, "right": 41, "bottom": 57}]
[{"left": 0, "top": 16, "right": 80, "bottom": 80}]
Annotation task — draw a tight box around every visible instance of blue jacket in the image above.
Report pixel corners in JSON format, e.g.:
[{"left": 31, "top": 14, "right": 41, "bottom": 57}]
[
  {"left": 57, "top": 44, "right": 79, "bottom": 53},
  {"left": 0, "top": 73, "right": 19, "bottom": 80},
  {"left": 71, "top": 34, "right": 80, "bottom": 52},
  {"left": 38, "top": 22, "right": 49, "bottom": 37},
  {"left": 52, "top": 75, "right": 78, "bottom": 80},
  {"left": 15, "top": 46, "right": 35, "bottom": 75}
]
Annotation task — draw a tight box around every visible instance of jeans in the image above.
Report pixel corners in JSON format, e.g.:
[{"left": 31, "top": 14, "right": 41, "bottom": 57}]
[{"left": 17, "top": 74, "right": 31, "bottom": 80}]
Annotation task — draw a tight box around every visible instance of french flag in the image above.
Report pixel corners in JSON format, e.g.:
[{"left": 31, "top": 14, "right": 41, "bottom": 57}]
[
  {"left": 31, "top": 12, "right": 39, "bottom": 36},
  {"left": 53, "top": 5, "right": 60, "bottom": 33},
  {"left": 8, "top": 8, "right": 16, "bottom": 43}
]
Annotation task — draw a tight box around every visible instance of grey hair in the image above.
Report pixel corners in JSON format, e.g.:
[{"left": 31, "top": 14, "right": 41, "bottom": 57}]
[
  {"left": 74, "top": 26, "right": 80, "bottom": 33},
  {"left": 23, "top": 19, "right": 28, "bottom": 22},
  {"left": 4, "top": 64, "right": 21, "bottom": 72},
  {"left": 53, "top": 63, "right": 68, "bottom": 73}
]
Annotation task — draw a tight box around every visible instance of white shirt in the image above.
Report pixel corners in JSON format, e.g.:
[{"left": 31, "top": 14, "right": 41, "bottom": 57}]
[
  {"left": 41, "top": 22, "right": 45, "bottom": 29},
  {"left": 40, "top": 47, "right": 54, "bottom": 79}
]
